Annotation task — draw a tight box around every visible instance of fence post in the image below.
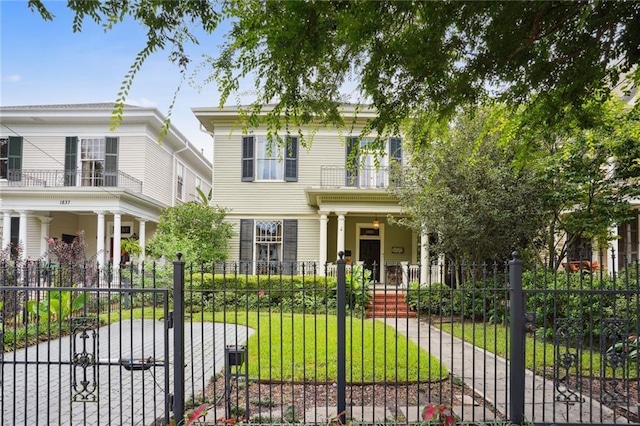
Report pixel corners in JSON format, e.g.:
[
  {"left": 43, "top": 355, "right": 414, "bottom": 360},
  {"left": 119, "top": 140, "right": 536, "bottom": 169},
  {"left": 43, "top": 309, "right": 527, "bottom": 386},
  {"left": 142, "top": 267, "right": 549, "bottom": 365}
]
[
  {"left": 509, "top": 251, "right": 525, "bottom": 424},
  {"left": 336, "top": 251, "right": 346, "bottom": 424},
  {"left": 173, "top": 253, "right": 185, "bottom": 424}
]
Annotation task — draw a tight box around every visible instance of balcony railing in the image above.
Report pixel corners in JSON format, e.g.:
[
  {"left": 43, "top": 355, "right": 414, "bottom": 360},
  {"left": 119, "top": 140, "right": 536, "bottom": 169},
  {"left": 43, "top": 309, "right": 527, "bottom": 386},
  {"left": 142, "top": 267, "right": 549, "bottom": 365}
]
[
  {"left": 6, "top": 169, "right": 143, "bottom": 193},
  {"left": 320, "top": 165, "right": 402, "bottom": 188}
]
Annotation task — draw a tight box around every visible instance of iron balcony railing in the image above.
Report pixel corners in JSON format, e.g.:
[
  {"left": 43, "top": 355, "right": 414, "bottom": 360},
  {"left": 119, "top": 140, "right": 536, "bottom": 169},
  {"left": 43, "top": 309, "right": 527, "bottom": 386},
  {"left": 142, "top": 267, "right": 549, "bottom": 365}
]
[
  {"left": 320, "top": 165, "right": 403, "bottom": 188},
  {"left": 6, "top": 169, "right": 143, "bottom": 193}
]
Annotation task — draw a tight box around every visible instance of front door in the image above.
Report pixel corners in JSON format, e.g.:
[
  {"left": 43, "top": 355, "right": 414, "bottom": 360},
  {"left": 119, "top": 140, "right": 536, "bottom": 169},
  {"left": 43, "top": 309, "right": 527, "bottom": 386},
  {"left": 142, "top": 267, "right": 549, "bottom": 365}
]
[{"left": 359, "top": 239, "right": 381, "bottom": 282}]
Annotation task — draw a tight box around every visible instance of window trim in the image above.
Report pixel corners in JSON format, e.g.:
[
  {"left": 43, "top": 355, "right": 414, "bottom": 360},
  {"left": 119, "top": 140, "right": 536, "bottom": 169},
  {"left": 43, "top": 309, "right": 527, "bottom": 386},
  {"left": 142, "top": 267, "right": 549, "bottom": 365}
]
[
  {"left": 241, "top": 134, "right": 298, "bottom": 182},
  {"left": 176, "top": 161, "right": 185, "bottom": 201}
]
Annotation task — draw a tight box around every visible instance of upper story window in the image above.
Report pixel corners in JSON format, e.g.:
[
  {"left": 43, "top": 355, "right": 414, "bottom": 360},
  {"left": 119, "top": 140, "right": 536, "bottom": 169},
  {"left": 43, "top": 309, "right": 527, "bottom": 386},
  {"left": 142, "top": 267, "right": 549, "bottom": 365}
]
[
  {"left": 65, "top": 136, "right": 118, "bottom": 186},
  {"left": 346, "top": 137, "right": 402, "bottom": 188},
  {"left": 81, "top": 138, "right": 106, "bottom": 186},
  {"left": 241, "top": 135, "right": 298, "bottom": 182},
  {"left": 176, "top": 161, "right": 185, "bottom": 200},
  {"left": 0, "top": 136, "right": 23, "bottom": 181}
]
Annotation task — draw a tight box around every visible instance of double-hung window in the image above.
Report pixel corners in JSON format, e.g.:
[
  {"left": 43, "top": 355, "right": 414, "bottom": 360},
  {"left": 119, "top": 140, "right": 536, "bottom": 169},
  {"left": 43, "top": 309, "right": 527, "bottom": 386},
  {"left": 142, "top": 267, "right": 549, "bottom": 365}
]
[
  {"left": 65, "top": 136, "right": 118, "bottom": 186},
  {"left": 80, "top": 138, "right": 106, "bottom": 186},
  {"left": 241, "top": 135, "right": 298, "bottom": 182},
  {"left": 239, "top": 218, "right": 298, "bottom": 274},
  {"left": 176, "top": 162, "right": 185, "bottom": 200},
  {"left": 345, "top": 137, "right": 402, "bottom": 188}
]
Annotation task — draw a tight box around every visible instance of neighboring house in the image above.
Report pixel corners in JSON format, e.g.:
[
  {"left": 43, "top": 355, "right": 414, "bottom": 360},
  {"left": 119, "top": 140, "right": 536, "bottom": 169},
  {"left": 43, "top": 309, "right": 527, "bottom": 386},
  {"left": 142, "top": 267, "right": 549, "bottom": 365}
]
[
  {"left": 0, "top": 103, "right": 212, "bottom": 269},
  {"left": 193, "top": 104, "right": 433, "bottom": 283}
]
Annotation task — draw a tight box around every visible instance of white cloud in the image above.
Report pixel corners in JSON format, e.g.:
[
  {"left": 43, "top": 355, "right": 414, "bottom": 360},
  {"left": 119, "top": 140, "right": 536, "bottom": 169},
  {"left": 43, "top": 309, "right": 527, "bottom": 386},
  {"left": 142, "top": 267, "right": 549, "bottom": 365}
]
[{"left": 1, "top": 74, "right": 21, "bottom": 82}]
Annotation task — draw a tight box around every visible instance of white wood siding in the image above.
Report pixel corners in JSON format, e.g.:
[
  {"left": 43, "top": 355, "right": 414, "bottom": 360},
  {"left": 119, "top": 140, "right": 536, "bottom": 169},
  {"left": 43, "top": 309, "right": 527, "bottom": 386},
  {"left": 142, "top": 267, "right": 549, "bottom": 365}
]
[
  {"left": 212, "top": 126, "right": 349, "bottom": 215},
  {"left": 143, "top": 138, "right": 174, "bottom": 205}
]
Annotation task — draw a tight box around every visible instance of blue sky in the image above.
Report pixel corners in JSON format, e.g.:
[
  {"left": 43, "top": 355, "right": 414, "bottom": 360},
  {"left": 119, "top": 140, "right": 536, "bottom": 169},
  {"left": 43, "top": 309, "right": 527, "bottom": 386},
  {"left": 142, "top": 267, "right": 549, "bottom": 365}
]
[{"left": 0, "top": 1, "right": 236, "bottom": 159}]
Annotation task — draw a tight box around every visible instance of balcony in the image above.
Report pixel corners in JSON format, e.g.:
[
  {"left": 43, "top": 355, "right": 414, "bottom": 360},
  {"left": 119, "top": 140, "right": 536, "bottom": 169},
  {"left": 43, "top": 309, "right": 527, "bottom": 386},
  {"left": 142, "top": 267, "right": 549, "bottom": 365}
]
[
  {"left": 320, "top": 165, "right": 402, "bottom": 189},
  {"left": 6, "top": 169, "right": 143, "bottom": 193}
]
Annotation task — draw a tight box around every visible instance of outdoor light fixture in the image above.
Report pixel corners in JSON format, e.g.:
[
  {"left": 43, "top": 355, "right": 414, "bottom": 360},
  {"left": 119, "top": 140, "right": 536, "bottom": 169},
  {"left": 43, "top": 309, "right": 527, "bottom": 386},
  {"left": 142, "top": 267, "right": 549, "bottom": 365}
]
[{"left": 372, "top": 217, "right": 380, "bottom": 229}]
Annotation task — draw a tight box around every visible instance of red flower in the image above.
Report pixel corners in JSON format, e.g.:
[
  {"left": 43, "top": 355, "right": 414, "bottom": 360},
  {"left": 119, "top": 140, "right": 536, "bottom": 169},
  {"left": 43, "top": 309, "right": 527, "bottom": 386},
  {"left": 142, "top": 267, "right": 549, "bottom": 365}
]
[{"left": 258, "top": 290, "right": 265, "bottom": 297}]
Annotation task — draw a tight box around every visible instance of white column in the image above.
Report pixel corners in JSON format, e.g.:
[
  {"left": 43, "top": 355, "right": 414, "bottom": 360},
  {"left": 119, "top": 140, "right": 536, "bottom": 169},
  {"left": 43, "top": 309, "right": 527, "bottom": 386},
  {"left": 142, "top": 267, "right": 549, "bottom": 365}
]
[
  {"left": 18, "top": 211, "right": 27, "bottom": 261},
  {"left": 96, "top": 212, "right": 106, "bottom": 268},
  {"left": 336, "top": 212, "right": 346, "bottom": 258},
  {"left": 138, "top": 219, "right": 146, "bottom": 269},
  {"left": 38, "top": 216, "right": 53, "bottom": 258},
  {"left": 318, "top": 213, "right": 328, "bottom": 276},
  {"left": 420, "top": 228, "right": 429, "bottom": 285},
  {"left": 113, "top": 213, "right": 122, "bottom": 269},
  {"left": 2, "top": 211, "right": 11, "bottom": 249}
]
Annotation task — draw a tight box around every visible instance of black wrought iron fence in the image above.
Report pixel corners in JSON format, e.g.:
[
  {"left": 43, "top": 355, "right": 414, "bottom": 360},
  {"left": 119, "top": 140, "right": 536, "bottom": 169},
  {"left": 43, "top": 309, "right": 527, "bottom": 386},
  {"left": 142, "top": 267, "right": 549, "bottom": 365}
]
[{"left": 2, "top": 254, "right": 639, "bottom": 425}]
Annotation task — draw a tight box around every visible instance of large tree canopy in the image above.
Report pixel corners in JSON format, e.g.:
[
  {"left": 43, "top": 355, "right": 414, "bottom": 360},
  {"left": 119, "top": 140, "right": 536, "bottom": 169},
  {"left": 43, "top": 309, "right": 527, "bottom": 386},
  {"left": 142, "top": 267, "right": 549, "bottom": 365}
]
[{"left": 28, "top": 0, "right": 639, "bottom": 134}]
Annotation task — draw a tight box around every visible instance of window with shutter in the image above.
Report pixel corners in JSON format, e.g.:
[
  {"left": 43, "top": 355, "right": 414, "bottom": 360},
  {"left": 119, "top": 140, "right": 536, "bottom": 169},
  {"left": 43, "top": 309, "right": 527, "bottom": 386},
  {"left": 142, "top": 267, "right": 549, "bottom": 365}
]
[
  {"left": 105, "top": 137, "right": 119, "bottom": 186},
  {"left": 239, "top": 219, "right": 254, "bottom": 267},
  {"left": 282, "top": 219, "right": 298, "bottom": 274},
  {"left": 241, "top": 136, "right": 255, "bottom": 181},
  {"left": 389, "top": 137, "right": 403, "bottom": 187},
  {"left": 242, "top": 135, "right": 299, "bottom": 182},
  {"left": 345, "top": 137, "right": 359, "bottom": 186},
  {"left": 1, "top": 137, "right": 23, "bottom": 181},
  {"left": 64, "top": 136, "right": 78, "bottom": 186},
  {"left": 284, "top": 136, "right": 298, "bottom": 182}
]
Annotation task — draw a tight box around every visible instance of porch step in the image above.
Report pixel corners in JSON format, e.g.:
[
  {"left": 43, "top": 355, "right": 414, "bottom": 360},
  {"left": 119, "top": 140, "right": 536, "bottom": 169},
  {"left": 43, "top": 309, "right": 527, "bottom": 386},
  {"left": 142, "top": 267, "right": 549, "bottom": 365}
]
[{"left": 366, "top": 291, "right": 416, "bottom": 318}]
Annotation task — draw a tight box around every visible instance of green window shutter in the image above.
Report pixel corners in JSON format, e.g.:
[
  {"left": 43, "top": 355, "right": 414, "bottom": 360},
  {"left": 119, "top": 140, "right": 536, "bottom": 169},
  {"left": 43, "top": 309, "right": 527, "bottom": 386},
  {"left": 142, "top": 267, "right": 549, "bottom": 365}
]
[
  {"left": 282, "top": 219, "right": 298, "bottom": 274},
  {"left": 284, "top": 136, "right": 298, "bottom": 182},
  {"left": 241, "top": 136, "right": 255, "bottom": 182},
  {"left": 390, "top": 137, "right": 402, "bottom": 164},
  {"left": 345, "top": 137, "right": 359, "bottom": 186},
  {"left": 389, "top": 137, "right": 402, "bottom": 187},
  {"left": 7, "top": 136, "right": 23, "bottom": 182},
  {"left": 105, "top": 137, "right": 119, "bottom": 186},
  {"left": 64, "top": 136, "right": 78, "bottom": 186},
  {"left": 239, "top": 219, "right": 254, "bottom": 270}
]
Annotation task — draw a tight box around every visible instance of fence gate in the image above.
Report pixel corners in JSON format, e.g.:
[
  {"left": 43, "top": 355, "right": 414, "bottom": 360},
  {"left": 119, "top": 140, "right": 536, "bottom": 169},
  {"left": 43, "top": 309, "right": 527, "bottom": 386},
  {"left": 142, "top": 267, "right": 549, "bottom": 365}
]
[
  {"left": 510, "top": 254, "right": 640, "bottom": 425},
  {"left": 1, "top": 268, "right": 172, "bottom": 426}
]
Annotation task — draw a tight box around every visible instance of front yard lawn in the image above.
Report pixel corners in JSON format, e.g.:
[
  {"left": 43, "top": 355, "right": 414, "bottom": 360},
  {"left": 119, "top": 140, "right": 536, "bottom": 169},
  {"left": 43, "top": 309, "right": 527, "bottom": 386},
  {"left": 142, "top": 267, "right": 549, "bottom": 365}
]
[
  {"left": 437, "top": 321, "right": 638, "bottom": 378},
  {"left": 200, "top": 311, "right": 447, "bottom": 383}
]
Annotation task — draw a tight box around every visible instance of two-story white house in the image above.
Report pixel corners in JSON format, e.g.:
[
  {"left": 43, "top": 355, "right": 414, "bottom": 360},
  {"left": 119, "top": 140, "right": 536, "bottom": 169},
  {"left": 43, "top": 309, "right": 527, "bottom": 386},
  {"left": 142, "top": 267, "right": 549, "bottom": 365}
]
[
  {"left": 193, "top": 104, "right": 431, "bottom": 283},
  {"left": 0, "top": 103, "right": 212, "bottom": 269}
]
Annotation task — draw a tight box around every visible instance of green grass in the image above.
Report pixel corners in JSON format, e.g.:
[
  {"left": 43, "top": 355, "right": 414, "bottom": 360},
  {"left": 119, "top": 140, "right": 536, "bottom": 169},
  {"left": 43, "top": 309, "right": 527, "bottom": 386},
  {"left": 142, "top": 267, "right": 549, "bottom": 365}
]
[
  {"left": 98, "top": 308, "right": 447, "bottom": 383},
  {"left": 437, "top": 321, "right": 637, "bottom": 378},
  {"left": 200, "top": 311, "right": 447, "bottom": 383}
]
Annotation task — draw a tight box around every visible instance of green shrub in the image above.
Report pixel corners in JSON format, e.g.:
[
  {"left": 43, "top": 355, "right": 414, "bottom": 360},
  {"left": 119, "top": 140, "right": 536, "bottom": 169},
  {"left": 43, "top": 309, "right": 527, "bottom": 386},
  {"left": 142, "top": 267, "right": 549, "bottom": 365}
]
[{"left": 522, "top": 269, "right": 638, "bottom": 341}]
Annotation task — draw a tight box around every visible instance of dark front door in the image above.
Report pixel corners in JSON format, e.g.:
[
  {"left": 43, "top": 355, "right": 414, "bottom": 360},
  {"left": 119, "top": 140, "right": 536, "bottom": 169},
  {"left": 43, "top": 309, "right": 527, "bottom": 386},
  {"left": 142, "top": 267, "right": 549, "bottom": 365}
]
[{"left": 359, "top": 239, "right": 381, "bottom": 282}]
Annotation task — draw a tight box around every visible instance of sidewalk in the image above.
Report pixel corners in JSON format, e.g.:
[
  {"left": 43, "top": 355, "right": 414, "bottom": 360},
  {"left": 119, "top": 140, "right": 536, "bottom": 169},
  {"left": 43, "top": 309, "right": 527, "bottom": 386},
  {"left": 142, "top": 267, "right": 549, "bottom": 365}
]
[{"left": 383, "top": 317, "right": 629, "bottom": 424}]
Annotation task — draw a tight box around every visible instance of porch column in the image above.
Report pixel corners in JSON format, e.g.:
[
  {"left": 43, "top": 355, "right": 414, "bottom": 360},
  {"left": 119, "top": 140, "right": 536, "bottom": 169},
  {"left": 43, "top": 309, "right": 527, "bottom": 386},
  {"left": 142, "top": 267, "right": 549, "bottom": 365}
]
[
  {"left": 37, "top": 216, "right": 53, "bottom": 258},
  {"left": 420, "top": 228, "right": 429, "bottom": 285},
  {"left": 96, "top": 211, "right": 106, "bottom": 268},
  {"left": 18, "top": 211, "right": 27, "bottom": 261},
  {"left": 138, "top": 219, "right": 146, "bottom": 270},
  {"left": 318, "top": 212, "right": 328, "bottom": 276},
  {"left": 2, "top": 211, "right": 11, "bottom": 249},
  {"left": 113, "top": 212, "right": 122, "bottom": 269},
  {"left": 607, "top": 225, "right": 618, "bottom": 275},
  {"left": 336, "top": 212, "right": 346, "bottom": 255}
]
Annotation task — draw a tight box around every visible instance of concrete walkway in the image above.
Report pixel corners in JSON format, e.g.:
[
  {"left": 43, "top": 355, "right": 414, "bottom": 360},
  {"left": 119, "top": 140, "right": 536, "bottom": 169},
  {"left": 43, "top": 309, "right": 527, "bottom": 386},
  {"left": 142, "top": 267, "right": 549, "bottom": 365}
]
[
  {"left": 383, "top": 318, "right": 633, "bottom": 424},
  {"left": 2, "top": 319, "right": 253, "bottom": 425}
]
